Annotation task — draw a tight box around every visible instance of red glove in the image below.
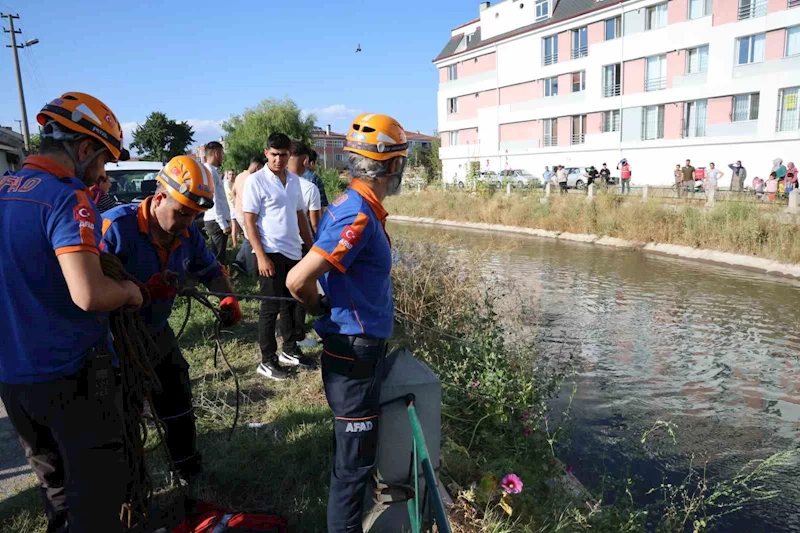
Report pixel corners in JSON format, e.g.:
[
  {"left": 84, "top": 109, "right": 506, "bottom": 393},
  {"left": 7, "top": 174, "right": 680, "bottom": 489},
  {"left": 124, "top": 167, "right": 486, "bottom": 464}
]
[
  {"left": 219, "top": 297, "right": 241, "bottom": 327},
  {"left": 145, "top": 272, "right": 178, "bottom": 301}
]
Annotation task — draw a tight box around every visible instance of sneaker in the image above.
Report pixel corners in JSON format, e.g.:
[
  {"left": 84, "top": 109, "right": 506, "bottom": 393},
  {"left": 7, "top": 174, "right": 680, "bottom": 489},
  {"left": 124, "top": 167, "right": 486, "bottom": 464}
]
[
  {"left": 229, "top": 261, "right": 247, "bottom": 277},
  {"left": 296, "top": 337, "right": 319, "bottom": 348},
  {"left": 257, "top": 360, "right": 290, "bottom": 381},
  {"left": 279, "top": 349, "right": 317, "bottom": 370}
]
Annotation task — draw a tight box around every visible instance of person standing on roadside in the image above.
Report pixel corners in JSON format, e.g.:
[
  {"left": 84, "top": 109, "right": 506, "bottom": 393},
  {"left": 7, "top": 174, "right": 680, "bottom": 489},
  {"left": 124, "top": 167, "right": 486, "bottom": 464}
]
[
  {"left": 543, "top": 166, "right": 553, "bottom": 185},
  {"left": 584, "top": 166, "right": 598, "bottom": 190},
  {"left": 303, "top": 149, "right": 329, "bottom": 210},
  {"left": 557, "top": 165, "right": 568, "bottom": 193},
  {"left": 785, "top": 162, "right": 797, "bottom": 195},
  {"left": 674, "top": 164, "right": 683, "bottom": 196},
  {"left": 705, "top": 162, "right": 723, "bottom": 193},
  {"left": 289, "top": 141, "right": 322, "bottom": 236},
  {"left": 202, "top": 141, "right": 232, "bottom": 263},
  {"left": 617, "top": 159, "right": 632, "bottom": 194},
  {"left": 728, "top": 160, "right": 747, "bottom": 192},
  {"left": 243, "top": 133, "right": 315, "bottom": 381},
  {"left": 599, "top": 163, "right": 611, "bottom": 187},
  {"left": 223, "top": 168, "right": 240, "bottom": 244},
  {"left": 681, "top": 159, "right": 696, "bottom": 194},
  {"left": 286, "top": 113, "right": 408, "bottom": 533},
  {"left": 231, "top": 156, "right": 265, "bottom": 276},
  {"left": 0, "top": 93, "right": 143, "bottom": 533},
  {"left": 766, "top": 172, "right": 779, "bottom": 202}
]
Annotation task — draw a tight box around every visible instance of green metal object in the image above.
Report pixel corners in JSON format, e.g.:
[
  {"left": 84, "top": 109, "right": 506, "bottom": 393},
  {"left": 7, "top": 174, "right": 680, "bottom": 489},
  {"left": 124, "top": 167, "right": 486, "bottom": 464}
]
[{"left": 406, "top": 400, "right": 452, "bottom": 533}]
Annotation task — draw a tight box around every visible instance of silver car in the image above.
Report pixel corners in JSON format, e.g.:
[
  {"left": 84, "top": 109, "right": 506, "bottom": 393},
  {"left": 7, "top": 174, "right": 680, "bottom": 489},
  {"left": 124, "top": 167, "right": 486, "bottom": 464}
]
[{"left": 499, "top": 169, "right": 541, "bottom": 188}]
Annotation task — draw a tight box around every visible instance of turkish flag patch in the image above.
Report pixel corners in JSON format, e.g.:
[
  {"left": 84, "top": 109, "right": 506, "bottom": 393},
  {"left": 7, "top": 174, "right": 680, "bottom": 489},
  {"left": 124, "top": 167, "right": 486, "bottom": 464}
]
[
  {"left": 339, "top": 225, "right": 362, "bottom": 250},
  {"left": 73, "top": 205, "right": 95, "bottom": 224}
]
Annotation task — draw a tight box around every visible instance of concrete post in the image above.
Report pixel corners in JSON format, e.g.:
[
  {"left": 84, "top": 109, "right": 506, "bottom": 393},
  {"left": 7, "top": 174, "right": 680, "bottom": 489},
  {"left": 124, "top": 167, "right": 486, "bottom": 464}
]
[
  {"left": 786, "top": 189, "right": 799, "bottom": 214},
  {"left": 506, "top": 183, "right": 512, "bottom": 196},
  {"left": 705, "top": 187, "right": 716, "bottom": 208},
  {"left": 586, "top": 183, "right": 595, "bottom": 202},
  {"left": 540, "top": 182, "right": 551, "bottom": 204},
  {"left": 641, "top": 185, "right": 648, "bottom": 203},
  {"left": 417, "top": 183, "right": 422, "bottom": 193}
]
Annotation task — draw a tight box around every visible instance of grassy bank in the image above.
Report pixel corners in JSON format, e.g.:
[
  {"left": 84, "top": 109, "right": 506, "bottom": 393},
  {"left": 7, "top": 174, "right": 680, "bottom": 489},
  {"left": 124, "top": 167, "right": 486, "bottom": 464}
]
[
  {"left": 385, "top": 190, "right": 800, "bottom": 264},
  {"left": 1, "top": 238, "right": 795, "bottom": 532}
]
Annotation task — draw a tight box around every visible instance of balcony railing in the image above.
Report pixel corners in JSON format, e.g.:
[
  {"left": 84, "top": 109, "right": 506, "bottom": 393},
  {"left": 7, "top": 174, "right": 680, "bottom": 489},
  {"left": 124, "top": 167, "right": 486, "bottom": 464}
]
[
  {"left": 543, "top": 53, "right": 558, "bottom": 66},
  {"left": 602, "top": 84, "right": 621, "bottom": 97},
  {"left": 645, "top": 77, "right": 667, "bottom": 91},
  {"left": 777, "top": 117, "right": 800, "bottom": 132},
  {"left": 543, "top": 135, "right": 558, "bottom": 147},
  {"left": 571, "top": 133, "right": 585, "bottom": 145},
  {"left": 791, "top": 0, "right": 800, "bottom": 8},
  {"left": 738, "top": 0, "right": 768, "bottom": 19},
  {"left": 602, "top": 118, "right": 620, "bottom": 132},
  {"left": 571, "top": 46, "right": 588, "bottom": 59}
]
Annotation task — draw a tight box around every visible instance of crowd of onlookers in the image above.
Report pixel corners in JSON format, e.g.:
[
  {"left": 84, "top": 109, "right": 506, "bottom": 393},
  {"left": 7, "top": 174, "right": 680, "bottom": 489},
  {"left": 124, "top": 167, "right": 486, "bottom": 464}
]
[{"left": 673, "top": 158, "right": 797, "bottom": 202}]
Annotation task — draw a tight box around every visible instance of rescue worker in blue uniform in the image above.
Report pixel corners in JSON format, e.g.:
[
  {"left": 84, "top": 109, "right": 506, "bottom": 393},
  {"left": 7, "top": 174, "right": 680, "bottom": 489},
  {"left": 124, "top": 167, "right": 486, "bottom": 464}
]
[
  {"left": 0, "top": 93, "right": 143, "bottom": 533},
  {"left": 287, "top": 113, "right": 408, "bottom": 533},
  {"left": 101, "top": 155, "right": 241, "bottom": 481}
]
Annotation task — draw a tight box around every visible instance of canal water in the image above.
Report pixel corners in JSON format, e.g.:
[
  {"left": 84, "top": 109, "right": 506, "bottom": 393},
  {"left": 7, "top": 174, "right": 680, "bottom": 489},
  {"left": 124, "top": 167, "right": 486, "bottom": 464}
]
[{"left": 390, "top": 221, "right": 800, "bottom": 532}]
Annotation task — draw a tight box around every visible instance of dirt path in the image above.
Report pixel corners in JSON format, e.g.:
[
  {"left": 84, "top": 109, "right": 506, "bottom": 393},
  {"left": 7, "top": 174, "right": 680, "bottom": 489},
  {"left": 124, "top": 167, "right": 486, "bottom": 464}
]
[{"left": 0, "top": 399, "right": 36, "bottom": 501}]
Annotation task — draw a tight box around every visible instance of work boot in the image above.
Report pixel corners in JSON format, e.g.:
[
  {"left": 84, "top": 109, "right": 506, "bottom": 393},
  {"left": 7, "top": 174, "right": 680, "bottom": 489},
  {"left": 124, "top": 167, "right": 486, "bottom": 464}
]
[
  {"left": 257, "top": 357, "right": 290, "bottom": 381},
  {"left": 279, "top": 346, "right": 316, "bottom": 370}
]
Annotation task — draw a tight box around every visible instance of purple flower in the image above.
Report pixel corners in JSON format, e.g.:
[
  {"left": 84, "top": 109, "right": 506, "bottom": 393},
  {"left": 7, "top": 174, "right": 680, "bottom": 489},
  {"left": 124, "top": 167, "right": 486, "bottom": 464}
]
[
  {"left": 470, "top": 379, "right": 480, "bottom": 389},
  {"left": 501, "top": 474, "right": 523, "bottom": 494}
]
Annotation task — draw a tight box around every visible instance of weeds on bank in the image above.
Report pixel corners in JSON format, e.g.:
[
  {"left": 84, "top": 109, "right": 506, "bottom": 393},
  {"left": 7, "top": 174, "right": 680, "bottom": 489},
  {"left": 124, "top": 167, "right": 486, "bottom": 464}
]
[{"left": 386, "top": 190, "right": 800, "bottom": 264}]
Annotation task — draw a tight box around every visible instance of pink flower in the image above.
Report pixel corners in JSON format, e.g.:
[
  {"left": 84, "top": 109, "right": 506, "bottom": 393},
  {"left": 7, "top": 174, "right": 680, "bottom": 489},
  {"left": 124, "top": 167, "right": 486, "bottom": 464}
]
[
  {"left": 501, "top": 474, "right": 523, "bottom": 494},
  {"left": 470, "top": 379, "right": 480, "bottom": 389}
]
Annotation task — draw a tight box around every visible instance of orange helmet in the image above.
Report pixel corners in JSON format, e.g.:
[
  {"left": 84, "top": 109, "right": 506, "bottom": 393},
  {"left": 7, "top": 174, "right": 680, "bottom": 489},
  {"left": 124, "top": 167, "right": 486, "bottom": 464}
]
[
  {"left": 156, "top": 156, "right": 215, "bottom": 211},
  {"left": 344, "top": 113, "right": 408, "bottom": 162},
  {"left": 37, "top": 92, "right": 129, "bottom": 162}
]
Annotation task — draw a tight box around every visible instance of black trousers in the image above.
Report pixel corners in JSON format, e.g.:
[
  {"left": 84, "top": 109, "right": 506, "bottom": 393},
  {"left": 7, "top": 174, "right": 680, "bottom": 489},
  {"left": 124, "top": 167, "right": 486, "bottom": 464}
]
[
  {"left": 204, "top": 220, "right": 228, "bottom": 264},
  {"left": 321, "top": 334, "right": 387, "bottom": 533},
  {"left": 0, "top": 368, "right": 127, "bottom": 533},
  {"left": 149, "top": 327, "right": 200, "bottom": 480},
  {"left": 258, "top": 252, "right": 303, "bottom": 360}
]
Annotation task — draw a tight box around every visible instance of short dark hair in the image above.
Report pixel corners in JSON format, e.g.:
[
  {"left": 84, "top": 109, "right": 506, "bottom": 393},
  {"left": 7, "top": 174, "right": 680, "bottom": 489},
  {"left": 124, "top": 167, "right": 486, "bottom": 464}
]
[
  {"left": 39, "top": 122, "right": 102, "bottom": 156},
  {"left": 289, "top": 140, "right": 310, "bottom": 158},
  {"left": 266, "top": 132, "right": 291, "bottom": 150},
  {"left": 250, "top": 155, "right": 265, "bottom": 166},
  {"left": 205, "top": 141, "right": 223, "bottom": 154},
  {"left": 308, "top": 150, "right": 318, "bottom": 164},
  {"left": 770, "top": 172, "right": 777, "bottom": 177}
]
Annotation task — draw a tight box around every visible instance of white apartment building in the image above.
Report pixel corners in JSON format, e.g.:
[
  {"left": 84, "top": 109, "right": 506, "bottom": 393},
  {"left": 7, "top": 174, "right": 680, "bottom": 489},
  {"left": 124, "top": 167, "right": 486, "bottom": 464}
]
[{"left": 435, "top": 0, "right": 800, "bottom": 187}]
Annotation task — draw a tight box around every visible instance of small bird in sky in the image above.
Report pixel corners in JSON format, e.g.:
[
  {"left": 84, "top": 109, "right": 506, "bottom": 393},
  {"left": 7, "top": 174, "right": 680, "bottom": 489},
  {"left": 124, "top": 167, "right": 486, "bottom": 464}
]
[{"left": 355, "top": 43, "right": 362, "bottom": 53}]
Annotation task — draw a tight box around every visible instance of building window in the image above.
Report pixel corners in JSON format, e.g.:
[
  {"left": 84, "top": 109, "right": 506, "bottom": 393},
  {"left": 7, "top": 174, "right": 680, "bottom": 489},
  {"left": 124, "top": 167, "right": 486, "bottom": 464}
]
[
  {"left": 571, "top": 115, "right": 587, "bottom": 144},
  {"left": 602, "top": 63, "right": 621, "bottom": 97},
  {"left": 738, "top": 0, "right": 768, "bottom": 19},
  {"left": 543, "top": 118, "right": 558, "bottom": 146},
  {"left": 732, "top": 93, "right": 760, "bottom": 121},
  {"left": 645, "top": 3, "right": 668, "bottom": 30},
  {"left": 642, "top": 105, "right": 665, "bottom": 140},
  {"left": 448, "top": 130, "right": 459, "bottom": 145},
  {"left": 571, "top": 26, "right": 588, "bottom": 59},
  {"left": 791, "top": 0, "right": 800, "bottom": 8},
  {"left": 736, "top": 34, "right": 765, "bottom": 65},
  {"left": 544, "top": 76, "right": 559, "bottom": 97},
  {"left": 787, "top": 27, "right": 800, "bottom": 57},
  {"left": 602, "top": 110, "right": 621, "bottom": 132},
  {"left": 777, "top": 87, "right": 800, "bottom": 131},
  {"left": 688, "top": 0, "right": 712, "bottom": 18},
  {"left": 332, "top": 139, "right": 345, "bottom": 148},
  {"left": 605, "top": 16, "right": 621, "bottom": 40},
  {"left": 314, "top": 139, "right": 324, "bottom": 148},
  {"left": 535, "top": 0, "right": 550, "bottom": 21},
  {"left": 447, "top": 64, "right": 458, "bottom": 81},
  {"left": 543, "top": 35, "right": 558, "bottom": 65},
  {"left": 683, "top": 100, "right": 707, "bottom": 138},
  {"left": 686, "top": 45, "right": 709, "bottom": 74},
  {"left": 572, "top": 71, "right": 586, "bottom": 92},
  {"left": 448, "top": 97, "right": 458, "bottom": 114},
  {"left": 645, "top": 55, "right": 667, "bottom": 91},
  {"left": 466, "top": 32, "right": 476, "bottom": 46}
]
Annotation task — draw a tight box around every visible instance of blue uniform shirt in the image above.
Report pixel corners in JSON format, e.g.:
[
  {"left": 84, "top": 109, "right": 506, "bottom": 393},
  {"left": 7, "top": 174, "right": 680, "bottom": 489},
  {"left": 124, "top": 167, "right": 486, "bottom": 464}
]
[
  {"left": 0, "top": 156, "right": 109, "bottom": 384},
  {"left": 312, "top": 179, "right": 393, "bottom": 339},
  {"left": 101, "top": 197, "right": 224, "bottom": 333}
]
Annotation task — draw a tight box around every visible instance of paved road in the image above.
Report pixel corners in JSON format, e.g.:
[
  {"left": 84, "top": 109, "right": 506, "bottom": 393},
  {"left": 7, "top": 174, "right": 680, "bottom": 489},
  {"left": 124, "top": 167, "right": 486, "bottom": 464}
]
[{"left": 0, "top": 399, "right": 36, "bottom": 501}]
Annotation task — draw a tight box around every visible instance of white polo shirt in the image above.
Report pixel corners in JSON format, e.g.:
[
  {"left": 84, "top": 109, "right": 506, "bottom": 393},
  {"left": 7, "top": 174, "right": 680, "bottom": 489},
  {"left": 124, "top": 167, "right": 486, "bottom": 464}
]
[
  {"left": 202, "top": 163, "right": 231, "bottom": 230},
  {"left": 242, "top": 167, "right": 305, "bottom": 261},
  {"left": 299, "top": 176, "right": 321, "bottom": 214}
]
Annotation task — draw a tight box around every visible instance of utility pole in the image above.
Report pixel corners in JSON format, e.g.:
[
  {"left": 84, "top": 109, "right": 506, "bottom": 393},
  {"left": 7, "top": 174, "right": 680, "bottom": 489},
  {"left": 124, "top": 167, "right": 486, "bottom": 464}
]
[{"left": 2, "top": 13, "right": 31, "bottom": 152}]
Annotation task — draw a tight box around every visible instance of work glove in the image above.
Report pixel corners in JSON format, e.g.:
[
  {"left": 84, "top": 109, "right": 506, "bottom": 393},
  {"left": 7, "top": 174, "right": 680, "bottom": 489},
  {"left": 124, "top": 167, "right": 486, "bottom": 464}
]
[
  {"left": 219, "top": 296, "right": 242, "bottom": 327},
  {"left": 145, "top": 271, "right": 178, "bottom": 301}
]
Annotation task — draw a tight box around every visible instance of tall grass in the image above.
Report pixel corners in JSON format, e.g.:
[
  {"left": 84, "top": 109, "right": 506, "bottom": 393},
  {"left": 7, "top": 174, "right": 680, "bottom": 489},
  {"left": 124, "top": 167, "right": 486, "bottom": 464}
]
[{"left": 386, "top": 190, "right": 800, "bottom": 264}]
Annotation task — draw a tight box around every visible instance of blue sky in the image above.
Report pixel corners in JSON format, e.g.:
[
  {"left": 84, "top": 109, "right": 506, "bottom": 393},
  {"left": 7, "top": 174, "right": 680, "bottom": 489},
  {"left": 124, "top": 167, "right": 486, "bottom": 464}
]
[{"left": 0, "top": 0, "right": 476, "bottom": 148}]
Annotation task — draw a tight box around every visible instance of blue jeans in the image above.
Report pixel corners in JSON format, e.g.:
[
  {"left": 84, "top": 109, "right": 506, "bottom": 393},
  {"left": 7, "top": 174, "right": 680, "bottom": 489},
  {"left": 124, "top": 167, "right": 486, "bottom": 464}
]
[{"left": 621, "top": 179, "right": 631, "bottom": 194}]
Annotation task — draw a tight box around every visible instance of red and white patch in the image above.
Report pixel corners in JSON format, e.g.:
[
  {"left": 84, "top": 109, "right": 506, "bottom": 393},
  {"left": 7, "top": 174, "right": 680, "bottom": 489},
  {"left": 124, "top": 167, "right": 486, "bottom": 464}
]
[
  {"left": 104, "top": 114, "right": 115, "bottom": 127},
  {"left": 73, "top": 205, "right": 96, "bottom": 230},
  {"left": 338, "top": 225, "right": 362, "bottom": 250},
  {"left": 171, "top": 166, "right": 181, "bottom": 176}
]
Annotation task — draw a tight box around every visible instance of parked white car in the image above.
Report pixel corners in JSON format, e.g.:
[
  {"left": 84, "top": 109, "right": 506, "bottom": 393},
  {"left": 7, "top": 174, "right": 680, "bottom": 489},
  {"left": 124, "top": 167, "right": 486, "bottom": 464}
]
[
  {"left": 499, "top": 169, "right": 541, "bottom": 188},
  {"left": 104, "top": 160, "right": 162, "bottom": 204}
]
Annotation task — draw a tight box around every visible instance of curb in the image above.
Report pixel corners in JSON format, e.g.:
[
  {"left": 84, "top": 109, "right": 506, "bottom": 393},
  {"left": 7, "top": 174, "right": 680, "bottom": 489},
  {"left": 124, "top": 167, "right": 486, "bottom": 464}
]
[{"left": 389, "top": 215, "right": 800, "bottom": 279}]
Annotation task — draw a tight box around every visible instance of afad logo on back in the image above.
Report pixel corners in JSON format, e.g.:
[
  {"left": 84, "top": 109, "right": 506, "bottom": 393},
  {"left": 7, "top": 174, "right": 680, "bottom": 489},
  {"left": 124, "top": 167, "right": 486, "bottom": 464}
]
[{"left": 73, "top": 205, "right": 96, "bottom": 230}]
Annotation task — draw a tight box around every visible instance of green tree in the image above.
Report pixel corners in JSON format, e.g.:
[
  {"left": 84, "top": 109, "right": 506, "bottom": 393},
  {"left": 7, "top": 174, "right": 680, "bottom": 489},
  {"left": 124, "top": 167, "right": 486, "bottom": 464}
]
[
  {"left": 130, "top": 112, "right": 195, "bottom": 162},
  {"left": 29, "top": 134, "right": 41, "bottom": 154},
  {"left": 221, "top": 98, "right": 315, "bottom": 171}
]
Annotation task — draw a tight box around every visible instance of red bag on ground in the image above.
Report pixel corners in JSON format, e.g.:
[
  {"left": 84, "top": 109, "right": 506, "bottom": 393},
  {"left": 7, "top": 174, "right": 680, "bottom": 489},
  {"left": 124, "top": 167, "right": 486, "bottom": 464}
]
[{"left": 171, "top": 501, "right": 287, "bottom": 533}]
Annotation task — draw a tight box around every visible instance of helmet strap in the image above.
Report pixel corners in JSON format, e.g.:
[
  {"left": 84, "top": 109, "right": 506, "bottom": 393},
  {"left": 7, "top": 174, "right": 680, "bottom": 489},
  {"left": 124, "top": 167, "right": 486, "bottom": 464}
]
[{"left": 62, "top": 140, "right": 106, "bottom": 184}]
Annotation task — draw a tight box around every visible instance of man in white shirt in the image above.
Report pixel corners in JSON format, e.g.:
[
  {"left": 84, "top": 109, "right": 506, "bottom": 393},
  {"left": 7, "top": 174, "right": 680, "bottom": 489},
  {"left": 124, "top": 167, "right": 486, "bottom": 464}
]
[
  {"left": 243, "top": 133, "right": 314, "bottom": 380},
  {"left": 202, "top": 141, "right": 232, "bottom": 263},
  {"left": 288, "top": 141, "right": 322, "bottom": 236}
]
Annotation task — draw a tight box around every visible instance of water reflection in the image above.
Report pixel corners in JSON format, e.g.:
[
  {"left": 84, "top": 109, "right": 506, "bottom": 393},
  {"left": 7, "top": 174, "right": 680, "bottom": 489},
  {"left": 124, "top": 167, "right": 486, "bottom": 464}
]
[{"left": 390, "top": 221, "right": 800, "bottom": 532}]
